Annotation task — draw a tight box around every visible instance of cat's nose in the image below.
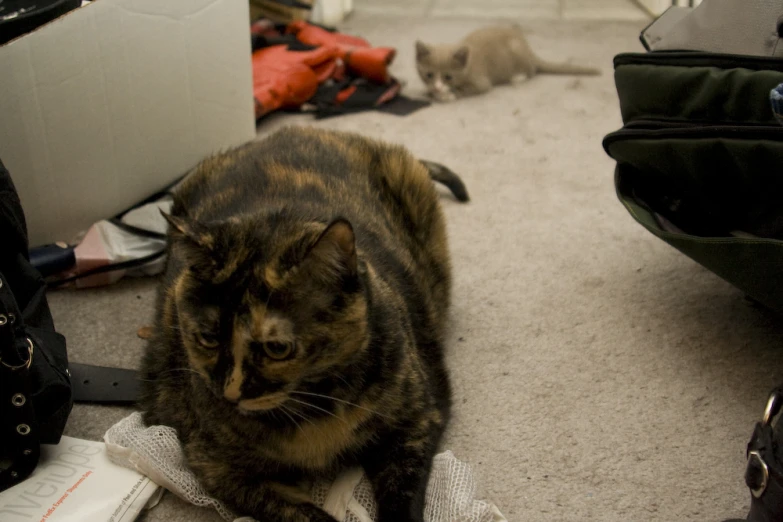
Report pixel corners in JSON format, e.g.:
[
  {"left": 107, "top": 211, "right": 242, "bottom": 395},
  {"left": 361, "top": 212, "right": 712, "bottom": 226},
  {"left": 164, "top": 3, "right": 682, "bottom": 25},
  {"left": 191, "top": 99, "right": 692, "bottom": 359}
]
[{"left": 223, "top": 382, "right": 242, "bottom": 403}]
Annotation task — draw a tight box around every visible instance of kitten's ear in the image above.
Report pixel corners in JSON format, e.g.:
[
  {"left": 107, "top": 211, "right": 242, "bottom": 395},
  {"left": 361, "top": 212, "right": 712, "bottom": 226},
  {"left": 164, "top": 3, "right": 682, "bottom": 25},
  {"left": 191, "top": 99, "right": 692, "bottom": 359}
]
[
  {"left": 452, "top": 46, "right": 469, "bottom": 68},
  {"left": 161, "top": 211, "right": 214, "bottom": 250},
  {"left": 415, "top": 40, "right": 430, "bottom": 61},
  {"left": 304, "top": 218, "right": 357, "bottom": 283}
]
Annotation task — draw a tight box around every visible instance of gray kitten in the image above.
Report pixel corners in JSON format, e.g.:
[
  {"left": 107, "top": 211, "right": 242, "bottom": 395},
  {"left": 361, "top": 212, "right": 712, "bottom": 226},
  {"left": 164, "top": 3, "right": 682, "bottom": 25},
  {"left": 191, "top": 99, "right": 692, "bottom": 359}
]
[{"left": 416, "top": 25, "right": 600, "bottom": 102}]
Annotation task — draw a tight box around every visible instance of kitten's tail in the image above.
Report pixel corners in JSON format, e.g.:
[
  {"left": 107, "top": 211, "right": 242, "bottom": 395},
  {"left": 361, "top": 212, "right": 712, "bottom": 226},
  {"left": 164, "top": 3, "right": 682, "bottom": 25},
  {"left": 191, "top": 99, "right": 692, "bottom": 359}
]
[
  {"left": 535, "top": 58, "right": 601, "bottom": 76},
  {"left": 420, "top": 160, "right": 470, "bottom": 202}
]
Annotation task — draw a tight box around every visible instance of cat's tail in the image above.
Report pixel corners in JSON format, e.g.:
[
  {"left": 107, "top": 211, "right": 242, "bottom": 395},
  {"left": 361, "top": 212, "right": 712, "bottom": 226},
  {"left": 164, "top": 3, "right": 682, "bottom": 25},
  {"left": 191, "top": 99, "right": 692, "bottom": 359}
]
[
  {"left": 535, "top": 58, "right": 601, "bottom": 76},
  {"left": 420, "top": 160, "right": 470, "bottom": 202}
]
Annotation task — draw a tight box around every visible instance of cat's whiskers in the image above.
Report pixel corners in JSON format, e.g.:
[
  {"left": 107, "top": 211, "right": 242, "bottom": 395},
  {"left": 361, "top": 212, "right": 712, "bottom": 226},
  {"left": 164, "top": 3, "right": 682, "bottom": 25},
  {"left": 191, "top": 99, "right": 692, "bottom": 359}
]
[
  {"left": 282, "top": 404, "right": 335, "bottom": 440},
  {"left": 282, "top": 405, "right": 313, "bottom": 425},
  {"left": 265, "top": 286, "right": 275, "bottom": 309},
  {"left": 281, "top": 404, "right": 317, "bottom": 427},
  {"left": 290, "top": 391, "right": 391, "bottom": 419},
  {"left": 328, "top": 371, "right": 352, "bottom": 389},
  {"left": 286, "top": 397, "right": 349, "bottom": 425},
  {"left": 159, "top": 323, "right": 182, "bottom": 331},
  {"left": 137, "top": 367, "right": 204, "bottom": 382},
  {"left": 160, "top": 367, "right": 201, "bottom": 375},
  {"left": 279, "top": 406, "right": 313, "bottom": 444}
]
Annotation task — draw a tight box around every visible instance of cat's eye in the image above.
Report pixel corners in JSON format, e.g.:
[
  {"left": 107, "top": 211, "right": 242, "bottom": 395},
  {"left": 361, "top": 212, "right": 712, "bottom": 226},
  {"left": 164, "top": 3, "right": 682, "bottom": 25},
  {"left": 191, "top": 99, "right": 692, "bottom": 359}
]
[
  {"left": 263, "top": 341, "right": 294, "bottom": 360},
  {"left": 425, "top": 72, "right": 434, "bottom": 80},
  {"left": 196, "top": 332, "right": 219, "bottom": 349},
  {"left": 443, "top": 74, "right": 453, "bottom": 82}
]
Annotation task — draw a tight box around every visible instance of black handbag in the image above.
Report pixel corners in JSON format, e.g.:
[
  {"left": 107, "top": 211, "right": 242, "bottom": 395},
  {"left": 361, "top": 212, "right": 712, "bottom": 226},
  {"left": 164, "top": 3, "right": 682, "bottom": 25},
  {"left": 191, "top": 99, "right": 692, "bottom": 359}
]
[
  {"left": 0, "top": 159, "right": 73, "bottom": 492},
  {"left": 0, "top": 157, "right": 149, "bottom": 494},
  {"left": 723, "top": 386, "right": 783, "bottom": 522}
]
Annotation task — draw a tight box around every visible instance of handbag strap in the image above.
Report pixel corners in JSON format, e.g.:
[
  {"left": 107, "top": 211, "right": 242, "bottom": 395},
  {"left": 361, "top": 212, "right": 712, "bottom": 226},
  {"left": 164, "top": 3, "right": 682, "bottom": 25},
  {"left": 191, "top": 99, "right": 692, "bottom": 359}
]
[
  {"left": 0, "top": 272, "right": 41, "bottom": 491},
  {"left": 69, "top": 363, "right": 139, "bottom": 404},
  {"left": 742, "top": 387, "right": 783, "bottom": 521}
]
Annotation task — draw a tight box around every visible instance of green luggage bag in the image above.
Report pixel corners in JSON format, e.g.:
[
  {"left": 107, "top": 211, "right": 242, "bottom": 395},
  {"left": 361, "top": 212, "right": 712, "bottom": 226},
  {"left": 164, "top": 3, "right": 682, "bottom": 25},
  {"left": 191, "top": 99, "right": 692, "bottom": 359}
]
[{"left": 603, "top": 51, "right": 783, "bottom": 313}]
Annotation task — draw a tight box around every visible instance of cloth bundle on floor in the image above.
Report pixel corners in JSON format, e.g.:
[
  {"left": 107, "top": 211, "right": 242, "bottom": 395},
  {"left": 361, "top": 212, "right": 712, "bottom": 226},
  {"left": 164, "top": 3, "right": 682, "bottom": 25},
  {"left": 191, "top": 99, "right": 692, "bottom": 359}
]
[
  {"left": 251, "top": 19, "right": 401, "bottom": 119},
  {"left": 104, "top": 412, "right": 507, "bottom": 522}
]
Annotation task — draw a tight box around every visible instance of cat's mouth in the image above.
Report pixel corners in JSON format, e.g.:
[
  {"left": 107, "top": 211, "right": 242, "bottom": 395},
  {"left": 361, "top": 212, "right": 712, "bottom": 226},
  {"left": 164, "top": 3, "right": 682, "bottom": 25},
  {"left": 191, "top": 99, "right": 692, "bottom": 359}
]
[{"left": 236, "top": 392, "right": 288, "bottom": 413}]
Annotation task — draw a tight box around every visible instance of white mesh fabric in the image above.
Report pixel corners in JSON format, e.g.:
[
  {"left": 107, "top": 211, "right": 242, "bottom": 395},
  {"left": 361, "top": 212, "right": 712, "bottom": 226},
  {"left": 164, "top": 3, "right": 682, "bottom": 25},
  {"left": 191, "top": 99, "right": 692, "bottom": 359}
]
[
  {"left": 104, "top": 413, "right": 506, "bottom": 522},
  {"left": 424, "top": 451, "right": 502, "bottom": 522},
  {"left": 312, "top": 479, "right": 331, "bottom": 508},
  {"left": 350, "top": 477, "right": 377, "bottom": 521},
  {"left": 104, "top": 412, "right": 236, "bottom": 520}
]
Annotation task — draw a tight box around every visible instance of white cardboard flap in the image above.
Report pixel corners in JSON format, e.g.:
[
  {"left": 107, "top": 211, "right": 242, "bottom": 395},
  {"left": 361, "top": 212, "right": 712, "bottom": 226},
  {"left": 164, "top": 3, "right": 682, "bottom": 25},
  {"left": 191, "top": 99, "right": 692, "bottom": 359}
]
[{"left": 0, "top": 0, "right": 255, "bottom": 246}]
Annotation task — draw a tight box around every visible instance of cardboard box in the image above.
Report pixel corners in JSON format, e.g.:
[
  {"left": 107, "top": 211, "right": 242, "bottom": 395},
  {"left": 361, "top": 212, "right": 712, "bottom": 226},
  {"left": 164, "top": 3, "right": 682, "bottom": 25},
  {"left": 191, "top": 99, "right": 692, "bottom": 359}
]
[{"left": 0, "top": 0, "right": 256, "bottom": 247}]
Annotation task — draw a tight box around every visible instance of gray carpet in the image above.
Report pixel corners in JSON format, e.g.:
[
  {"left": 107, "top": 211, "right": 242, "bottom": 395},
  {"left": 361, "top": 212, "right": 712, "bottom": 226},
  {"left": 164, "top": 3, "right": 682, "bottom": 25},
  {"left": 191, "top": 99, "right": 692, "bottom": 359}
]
[{"left": 50, "top": 12, "right": 783, "bottom": 522}]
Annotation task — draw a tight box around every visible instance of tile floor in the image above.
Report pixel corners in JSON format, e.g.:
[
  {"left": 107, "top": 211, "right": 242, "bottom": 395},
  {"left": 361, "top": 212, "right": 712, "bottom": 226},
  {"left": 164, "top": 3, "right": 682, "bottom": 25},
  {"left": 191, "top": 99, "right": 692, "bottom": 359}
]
[{"left": 354, "top": 0, "right": 651, "bottom": 21}]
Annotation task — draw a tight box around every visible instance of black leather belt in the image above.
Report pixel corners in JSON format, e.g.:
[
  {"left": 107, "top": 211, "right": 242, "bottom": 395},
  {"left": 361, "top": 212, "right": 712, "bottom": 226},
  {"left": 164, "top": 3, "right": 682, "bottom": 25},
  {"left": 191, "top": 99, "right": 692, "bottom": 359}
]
[{"left": 69, "top": 363, "right": 140, "bottom": 404}]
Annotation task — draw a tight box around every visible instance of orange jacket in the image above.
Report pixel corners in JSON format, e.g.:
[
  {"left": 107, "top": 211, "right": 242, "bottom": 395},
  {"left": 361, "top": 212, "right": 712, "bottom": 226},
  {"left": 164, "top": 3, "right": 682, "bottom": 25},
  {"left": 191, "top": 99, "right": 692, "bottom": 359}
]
[{"left": 252, "top": 20, "right": 396, "bottom": 118}]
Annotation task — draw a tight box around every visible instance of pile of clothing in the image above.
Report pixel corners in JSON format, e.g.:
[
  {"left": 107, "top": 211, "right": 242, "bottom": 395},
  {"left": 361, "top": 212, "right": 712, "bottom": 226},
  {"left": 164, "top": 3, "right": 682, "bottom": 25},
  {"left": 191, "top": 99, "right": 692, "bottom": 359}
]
[{"left": 251, "top": 19, "right": 405, "bottom": 118}]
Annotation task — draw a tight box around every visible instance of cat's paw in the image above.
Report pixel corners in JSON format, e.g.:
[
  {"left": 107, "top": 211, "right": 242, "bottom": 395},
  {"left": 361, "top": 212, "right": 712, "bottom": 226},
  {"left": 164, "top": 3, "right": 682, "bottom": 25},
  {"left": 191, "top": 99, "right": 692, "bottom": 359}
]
[
  {"left": 433, "top": 92, "right": 458, "bottom": 103},
  {"left": 377, "top": 511, "right": 423, "bottom": 522},
  {"left": 299, "top": 503, "right": 339, "bottom": 522}
]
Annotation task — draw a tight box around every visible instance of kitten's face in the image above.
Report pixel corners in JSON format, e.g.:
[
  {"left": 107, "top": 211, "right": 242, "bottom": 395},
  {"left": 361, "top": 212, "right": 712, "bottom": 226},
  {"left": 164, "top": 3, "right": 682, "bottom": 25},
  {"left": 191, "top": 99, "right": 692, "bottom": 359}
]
[
  {"left": 415, "top": 41, "right": 470, "bottom": 102},
  {"left": 165, "top": 214, "right": 367, "bottom": 415}
]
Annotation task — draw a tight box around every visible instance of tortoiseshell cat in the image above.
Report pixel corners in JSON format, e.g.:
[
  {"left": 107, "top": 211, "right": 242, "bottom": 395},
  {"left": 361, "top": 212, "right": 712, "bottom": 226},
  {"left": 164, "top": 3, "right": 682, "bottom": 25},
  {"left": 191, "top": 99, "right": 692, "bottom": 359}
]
[{"left": 140, "top": 127, "right": 468, "bottom": 522}]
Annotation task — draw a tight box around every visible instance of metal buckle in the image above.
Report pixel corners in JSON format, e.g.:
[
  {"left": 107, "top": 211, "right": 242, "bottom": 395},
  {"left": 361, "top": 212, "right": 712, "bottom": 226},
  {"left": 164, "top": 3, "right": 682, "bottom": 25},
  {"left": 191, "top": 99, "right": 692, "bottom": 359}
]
[
  {"left": 764, "top": 392, "right": 782, "bottom": 426},
  {"left": 0, "top": 337, "right": 33, "bottom": 371},
  {"left": 749, "top": 451, "right": 770, "bottom": 498}
]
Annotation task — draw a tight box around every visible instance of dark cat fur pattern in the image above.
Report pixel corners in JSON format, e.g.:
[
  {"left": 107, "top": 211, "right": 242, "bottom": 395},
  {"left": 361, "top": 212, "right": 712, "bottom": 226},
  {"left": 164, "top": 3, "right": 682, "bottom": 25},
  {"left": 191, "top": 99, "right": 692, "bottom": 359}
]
[{"left": 140, "top": 127, "right": 468, "bottom": 522}]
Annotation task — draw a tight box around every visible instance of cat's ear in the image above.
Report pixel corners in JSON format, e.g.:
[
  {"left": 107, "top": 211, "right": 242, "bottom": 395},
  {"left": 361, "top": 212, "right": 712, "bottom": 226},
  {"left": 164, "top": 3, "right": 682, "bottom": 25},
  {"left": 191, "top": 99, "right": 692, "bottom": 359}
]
[
  {"left": 415, "top": 40, "right": 430, "bottom": 61},
  {"left": 452, "top": 46, "right": 469, "bottom": 68},
  {"left": 161, "top": 211, "right": 215, "bottom": 250},
  {"left": 162, "top": 211, "right": 225, "bottom": 280},
  {"left": 304, "top": 218, "right": 357, "bottom": 284}
]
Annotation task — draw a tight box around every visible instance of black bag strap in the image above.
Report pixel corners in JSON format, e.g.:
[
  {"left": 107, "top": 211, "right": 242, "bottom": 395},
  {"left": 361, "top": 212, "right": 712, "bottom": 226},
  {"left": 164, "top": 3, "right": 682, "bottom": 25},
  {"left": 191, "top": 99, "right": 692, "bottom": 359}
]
[
  {"left": 69, "top": 363, "right": 139, "bottom": 404},
  {"left": 0, "top": 158, "right": 72, "bottom": 492},
  {"left": 0, "top": 273, "right": 41, "bottom": 491},
  {"left": 742, "top": 387, "right": 783, "bottom": 520}
]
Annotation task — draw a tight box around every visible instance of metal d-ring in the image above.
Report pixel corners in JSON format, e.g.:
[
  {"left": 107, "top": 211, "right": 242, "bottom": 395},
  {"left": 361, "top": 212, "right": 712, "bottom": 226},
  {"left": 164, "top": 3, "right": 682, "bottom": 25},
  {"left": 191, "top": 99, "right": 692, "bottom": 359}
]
[
  {"left": 1, "top": 338, "right": 33, "bottom": 371},
  {"left": 764, "top": 392, "right": 782, "bottom": 426}
]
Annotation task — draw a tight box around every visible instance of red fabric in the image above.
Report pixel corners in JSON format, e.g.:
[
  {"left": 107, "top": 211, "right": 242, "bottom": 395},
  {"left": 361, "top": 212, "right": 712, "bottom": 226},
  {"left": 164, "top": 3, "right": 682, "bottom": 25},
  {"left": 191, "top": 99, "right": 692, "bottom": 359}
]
[
  {"left": 252, "top": 44, "right": 340, "bottom": 118},
  {"left": 335, "top": 85, "right": 357, "bottom": 104},
  {"left": 286, "top": 21, "right": 395, "bottom": 84},
  {"left": 251, "top": 20, "right": 397, "bottom": 118}
]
